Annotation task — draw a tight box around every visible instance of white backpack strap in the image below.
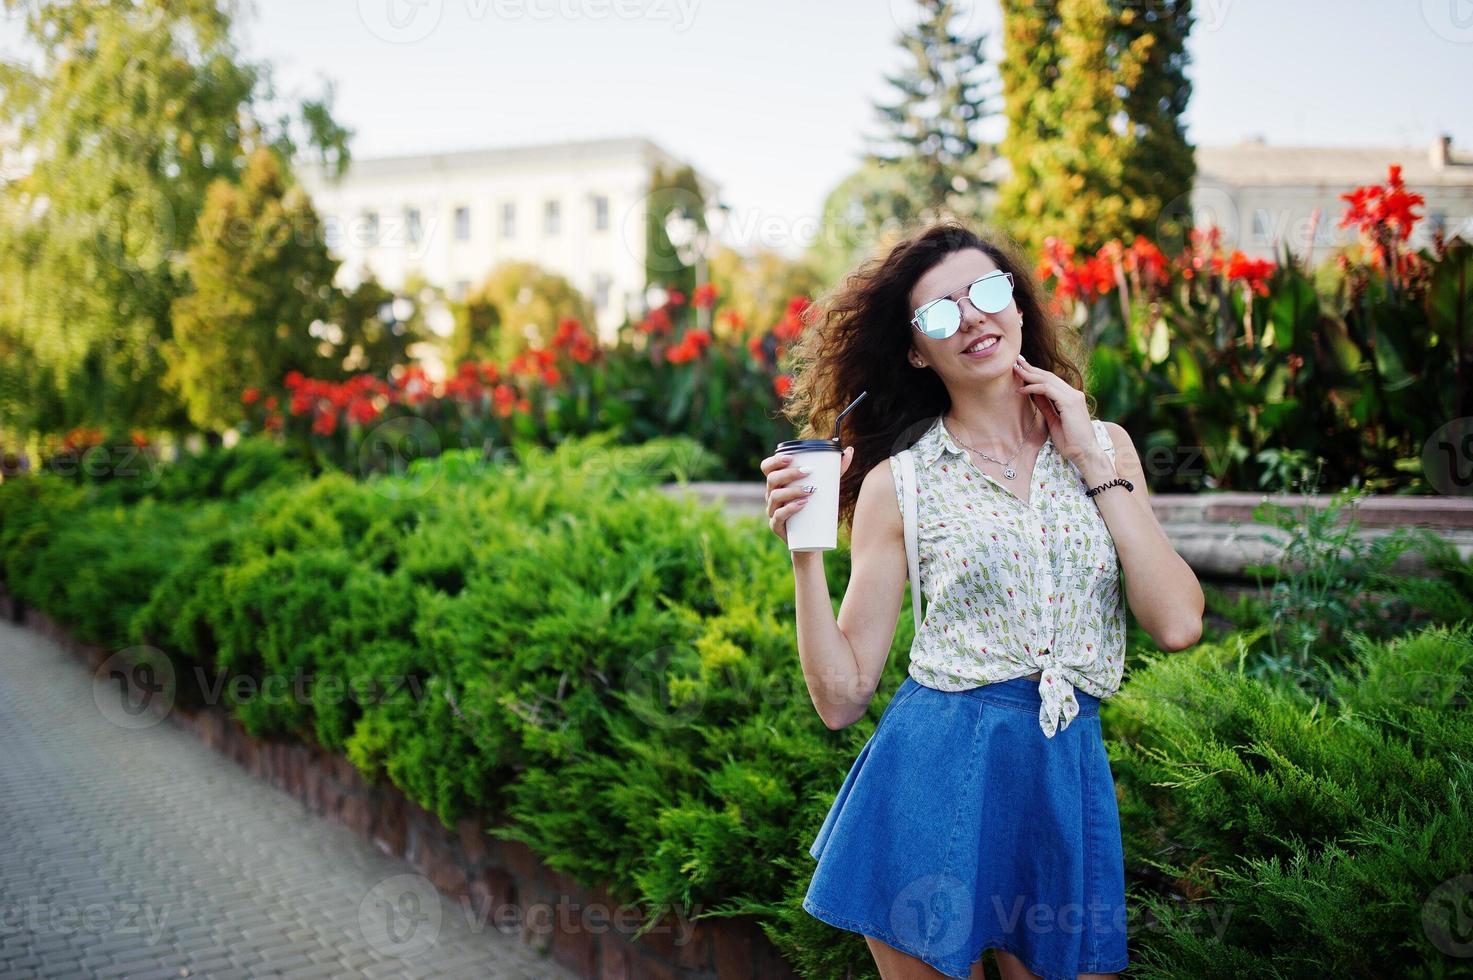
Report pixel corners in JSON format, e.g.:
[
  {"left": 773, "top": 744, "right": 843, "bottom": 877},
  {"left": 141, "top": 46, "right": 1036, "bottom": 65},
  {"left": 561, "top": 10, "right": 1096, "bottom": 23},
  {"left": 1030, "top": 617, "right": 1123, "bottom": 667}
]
[
  {"left": 897, "top": 449, "right": 923, "bottom": 636},
  {"left": 1091, "top": 419, "right": 1118, "bottom": 474}
]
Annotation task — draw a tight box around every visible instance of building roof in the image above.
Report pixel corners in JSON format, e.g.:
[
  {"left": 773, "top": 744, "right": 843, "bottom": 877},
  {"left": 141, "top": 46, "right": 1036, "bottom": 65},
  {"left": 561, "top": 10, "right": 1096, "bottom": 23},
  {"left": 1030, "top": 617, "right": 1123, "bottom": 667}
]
[
  {"left": 296, "top": 135, "right": 719, "bottom": 197},
  {"left": 980, "top": 136, "right": 1471, "bottom": 190},
  {"left": 1196, "top": 136, "right": 1472, "bottom": 187}
]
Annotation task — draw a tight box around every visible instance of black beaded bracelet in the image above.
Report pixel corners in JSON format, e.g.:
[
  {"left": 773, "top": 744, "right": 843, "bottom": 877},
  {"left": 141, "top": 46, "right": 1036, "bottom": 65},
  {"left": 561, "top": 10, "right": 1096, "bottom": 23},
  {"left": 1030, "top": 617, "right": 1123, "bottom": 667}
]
[{"left": 1085, "top": 477, "right": 1134, "bottom": 498}]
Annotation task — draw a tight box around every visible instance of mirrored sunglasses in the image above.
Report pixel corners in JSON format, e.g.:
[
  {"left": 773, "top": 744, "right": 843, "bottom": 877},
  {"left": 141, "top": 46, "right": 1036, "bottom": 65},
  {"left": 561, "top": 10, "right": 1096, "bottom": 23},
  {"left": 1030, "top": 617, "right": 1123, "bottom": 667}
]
[{"left": 910, "top": 271, "right": 1015, "bottom": 340}]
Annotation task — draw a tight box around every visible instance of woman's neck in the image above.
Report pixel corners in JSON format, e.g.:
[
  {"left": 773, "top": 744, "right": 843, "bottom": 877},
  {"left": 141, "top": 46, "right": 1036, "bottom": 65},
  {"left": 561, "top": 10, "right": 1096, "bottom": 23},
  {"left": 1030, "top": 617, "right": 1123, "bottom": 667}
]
[{"left": 944, "top": 385, "right": 1038, "bottom": 454}]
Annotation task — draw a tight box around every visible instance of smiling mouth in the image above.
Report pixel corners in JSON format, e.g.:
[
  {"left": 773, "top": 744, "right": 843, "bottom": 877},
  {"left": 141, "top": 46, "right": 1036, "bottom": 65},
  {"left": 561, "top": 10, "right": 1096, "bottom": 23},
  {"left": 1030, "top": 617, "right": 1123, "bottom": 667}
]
[{"left": 962, "top": 335, "right": 1001, "bottom": 354}]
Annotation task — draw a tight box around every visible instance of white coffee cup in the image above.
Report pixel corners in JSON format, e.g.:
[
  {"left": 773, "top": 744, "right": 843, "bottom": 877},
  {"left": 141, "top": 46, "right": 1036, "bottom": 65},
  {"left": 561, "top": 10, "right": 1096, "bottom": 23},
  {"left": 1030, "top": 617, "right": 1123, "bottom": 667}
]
[{"left": 774, "top": 437, "right": 842, "bottom": 552}]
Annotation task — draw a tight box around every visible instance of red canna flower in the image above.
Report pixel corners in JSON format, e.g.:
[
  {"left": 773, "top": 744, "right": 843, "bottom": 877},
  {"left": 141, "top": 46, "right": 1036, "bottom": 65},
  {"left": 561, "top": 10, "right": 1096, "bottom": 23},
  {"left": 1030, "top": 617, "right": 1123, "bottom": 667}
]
[
  {"left": 692, "top": 282, "right": 718, "bottom": 309},
  {"left": 1226, "top": 251, "right": 1276, "bottom": 297},
  {"left": 493, "top": 384, "right": 518, "bottom": 418},
  {"left": 241, "top": 387, "right": 260, "bottom": 405},
  {"left": 773, "top": 374, "right": 792, "bottom": 398}
]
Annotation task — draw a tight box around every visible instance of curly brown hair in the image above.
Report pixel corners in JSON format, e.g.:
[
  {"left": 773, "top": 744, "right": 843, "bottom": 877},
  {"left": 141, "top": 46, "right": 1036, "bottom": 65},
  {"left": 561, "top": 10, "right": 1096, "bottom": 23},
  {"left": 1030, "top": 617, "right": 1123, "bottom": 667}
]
[{"left": 779, "top": 218, "right": 1090, "bottom": 532}]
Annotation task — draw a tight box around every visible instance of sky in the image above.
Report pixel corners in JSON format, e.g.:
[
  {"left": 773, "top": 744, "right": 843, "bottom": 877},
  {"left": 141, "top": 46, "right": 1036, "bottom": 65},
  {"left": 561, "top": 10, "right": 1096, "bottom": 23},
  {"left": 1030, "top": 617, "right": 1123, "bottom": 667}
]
[{"left": 5, "top": 0, "right": 1472, "bottom": 256}]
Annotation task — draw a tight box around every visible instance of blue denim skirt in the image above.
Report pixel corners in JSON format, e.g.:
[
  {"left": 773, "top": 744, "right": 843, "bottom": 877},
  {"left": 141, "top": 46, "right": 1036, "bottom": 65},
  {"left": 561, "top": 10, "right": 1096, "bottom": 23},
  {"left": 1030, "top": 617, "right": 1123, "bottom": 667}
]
[{"left": 802, "top": 674, "right": 1129, "bottom": 980}]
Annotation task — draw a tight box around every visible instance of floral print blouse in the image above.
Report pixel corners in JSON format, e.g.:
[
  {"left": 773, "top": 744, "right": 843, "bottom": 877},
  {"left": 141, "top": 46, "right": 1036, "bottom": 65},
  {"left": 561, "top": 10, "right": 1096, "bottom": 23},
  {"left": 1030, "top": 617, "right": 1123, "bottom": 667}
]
[{"left": 890, "top": 414, "right": 1127, "bottom": 737}]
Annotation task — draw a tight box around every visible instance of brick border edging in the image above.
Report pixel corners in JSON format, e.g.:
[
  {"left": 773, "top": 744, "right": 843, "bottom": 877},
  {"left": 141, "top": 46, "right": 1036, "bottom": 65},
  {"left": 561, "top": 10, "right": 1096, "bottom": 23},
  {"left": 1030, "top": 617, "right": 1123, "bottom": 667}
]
[{"left": 0, "top": 590, "right": 800, "bottom": 980}]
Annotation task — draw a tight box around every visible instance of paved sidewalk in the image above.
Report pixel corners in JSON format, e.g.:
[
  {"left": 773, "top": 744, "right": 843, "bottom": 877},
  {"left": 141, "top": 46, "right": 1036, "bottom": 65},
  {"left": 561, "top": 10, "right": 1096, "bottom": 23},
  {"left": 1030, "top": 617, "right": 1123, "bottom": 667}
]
[{"left": 0, "top": 619, "right": 578, "bottom": 980}]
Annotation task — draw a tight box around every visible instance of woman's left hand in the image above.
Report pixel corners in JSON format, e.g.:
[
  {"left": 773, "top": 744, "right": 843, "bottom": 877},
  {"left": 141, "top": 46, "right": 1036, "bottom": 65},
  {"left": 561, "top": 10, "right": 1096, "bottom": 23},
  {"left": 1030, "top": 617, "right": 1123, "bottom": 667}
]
[{"left": 1013, "top": 353, "right": 1101, "bottom": 468}]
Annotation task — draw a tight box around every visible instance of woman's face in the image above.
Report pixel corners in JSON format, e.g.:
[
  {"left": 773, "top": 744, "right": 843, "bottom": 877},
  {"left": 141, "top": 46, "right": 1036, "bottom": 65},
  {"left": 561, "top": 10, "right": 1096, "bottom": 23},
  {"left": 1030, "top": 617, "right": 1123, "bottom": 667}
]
[{"left": 906, "top": 248, "right": 1024, "bottom": 386}]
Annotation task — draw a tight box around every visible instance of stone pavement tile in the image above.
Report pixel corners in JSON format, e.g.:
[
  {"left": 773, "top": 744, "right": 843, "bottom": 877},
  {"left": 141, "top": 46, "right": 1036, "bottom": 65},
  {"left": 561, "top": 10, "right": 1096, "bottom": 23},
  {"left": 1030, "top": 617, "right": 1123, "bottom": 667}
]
[{"left": 0, "top": 620, "right": 578, "bottom": 980}]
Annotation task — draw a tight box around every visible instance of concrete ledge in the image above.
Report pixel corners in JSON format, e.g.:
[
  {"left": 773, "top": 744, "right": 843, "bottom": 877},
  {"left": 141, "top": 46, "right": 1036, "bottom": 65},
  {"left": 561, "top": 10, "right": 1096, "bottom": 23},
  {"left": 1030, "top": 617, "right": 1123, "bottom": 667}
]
[{"left": 659, "top": 484, "right": 1473, "bottom": 579}]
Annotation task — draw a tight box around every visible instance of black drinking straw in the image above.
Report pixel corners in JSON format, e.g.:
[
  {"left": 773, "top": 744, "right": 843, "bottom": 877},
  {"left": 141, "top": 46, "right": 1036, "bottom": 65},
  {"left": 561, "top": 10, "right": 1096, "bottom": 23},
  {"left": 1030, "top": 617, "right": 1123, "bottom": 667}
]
[{"left": 833, "top": 390, "right": 868, "bottom": 442}]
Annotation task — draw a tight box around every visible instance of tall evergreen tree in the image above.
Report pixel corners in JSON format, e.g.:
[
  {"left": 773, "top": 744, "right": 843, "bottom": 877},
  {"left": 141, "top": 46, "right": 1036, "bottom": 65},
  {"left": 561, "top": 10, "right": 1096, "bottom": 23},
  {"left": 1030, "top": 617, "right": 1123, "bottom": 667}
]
[
  {"left": 995, "top": 0, "right": 1195, "bottom": 256},
  {"left": 864, "top": 0, "right": 1000, "bottom": 222},
  {"left": 163, "top": 147, "right": 341, "bottom": 433}
]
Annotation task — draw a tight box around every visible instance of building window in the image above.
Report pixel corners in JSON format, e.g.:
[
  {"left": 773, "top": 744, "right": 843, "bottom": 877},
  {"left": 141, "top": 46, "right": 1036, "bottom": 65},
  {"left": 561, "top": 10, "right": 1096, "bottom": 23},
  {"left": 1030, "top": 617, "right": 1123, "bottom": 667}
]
[
  {"left": 544, "top": 199, "right": 560, "bottom": 236},
  {"left": 406, "top": 208, "right": 422, "bottom": 245},
  {"left": 454, "top": 206, "right": 471, "bottom": 241},
  {"left": 501, "top": 202, "right": 516, "bottom": 238},
  {"left": 592, "top": 194, "right": 609, "bottom": 231},
  {"left": 363, "top": 211, "right": 379, "bottom": 247},
  {"left": 592, "top": 272, "right": 612, "bottom": 311},
  {"left": 1251, "top": 211, "right": 1269, "bottom": 242}
]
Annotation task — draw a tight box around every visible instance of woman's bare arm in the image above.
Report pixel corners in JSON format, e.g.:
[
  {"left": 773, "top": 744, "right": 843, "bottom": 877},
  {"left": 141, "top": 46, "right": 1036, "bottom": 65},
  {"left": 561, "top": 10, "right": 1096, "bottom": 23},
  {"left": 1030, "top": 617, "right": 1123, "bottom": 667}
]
[
  {"left": 1075, "top": 421, "right": 1204, "bottom": 650},
  {"left": 792, "top": 460, "right": 908, "bottom": 729}
]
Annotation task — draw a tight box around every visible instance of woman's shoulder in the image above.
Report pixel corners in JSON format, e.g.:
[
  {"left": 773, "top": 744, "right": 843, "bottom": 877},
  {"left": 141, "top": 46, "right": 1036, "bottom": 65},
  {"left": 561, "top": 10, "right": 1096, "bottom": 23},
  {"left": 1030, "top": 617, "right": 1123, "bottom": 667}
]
[{"left": 1091, "top": 418, "right": 1127, "bottom": 455}]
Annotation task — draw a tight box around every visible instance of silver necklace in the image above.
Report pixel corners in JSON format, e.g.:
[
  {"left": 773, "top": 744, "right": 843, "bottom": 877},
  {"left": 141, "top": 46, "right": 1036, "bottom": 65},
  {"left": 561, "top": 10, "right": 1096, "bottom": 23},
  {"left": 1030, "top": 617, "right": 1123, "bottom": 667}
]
[{"left": 945, "top": 407, "right": 1040, "bottom": 480}]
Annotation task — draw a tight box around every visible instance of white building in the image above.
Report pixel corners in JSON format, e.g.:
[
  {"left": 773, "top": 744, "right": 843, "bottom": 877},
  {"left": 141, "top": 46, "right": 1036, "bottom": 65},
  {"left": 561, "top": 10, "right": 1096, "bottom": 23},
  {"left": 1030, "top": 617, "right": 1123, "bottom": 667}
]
[
  {"left": 295, "top": 136, "right": 720, "bottom": 344},
  {"left": 1193, "top": 134, "right": 1473, "bottom": 261}
]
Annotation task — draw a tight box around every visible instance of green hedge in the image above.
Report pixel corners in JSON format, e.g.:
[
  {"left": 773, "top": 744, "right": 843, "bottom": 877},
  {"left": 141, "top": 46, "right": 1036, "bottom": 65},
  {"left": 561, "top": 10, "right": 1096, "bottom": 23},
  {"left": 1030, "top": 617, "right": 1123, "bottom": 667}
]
[{"left": 2, "top": 436, "right": 1470, "bottom": 977}]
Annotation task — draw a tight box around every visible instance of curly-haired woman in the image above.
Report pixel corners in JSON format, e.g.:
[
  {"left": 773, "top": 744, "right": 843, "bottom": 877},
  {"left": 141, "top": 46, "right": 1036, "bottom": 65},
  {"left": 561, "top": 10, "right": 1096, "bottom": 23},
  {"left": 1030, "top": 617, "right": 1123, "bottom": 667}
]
[{"left": 762, "top": 220, "right": 1203, "bottom": 980}]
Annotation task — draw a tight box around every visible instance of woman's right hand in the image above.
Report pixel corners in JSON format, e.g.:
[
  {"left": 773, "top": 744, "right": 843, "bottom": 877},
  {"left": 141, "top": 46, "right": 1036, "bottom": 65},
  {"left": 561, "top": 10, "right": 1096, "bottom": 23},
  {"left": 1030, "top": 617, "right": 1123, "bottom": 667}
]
[{"left": 760, "top": 446, "right": 855, "bottom": 545}]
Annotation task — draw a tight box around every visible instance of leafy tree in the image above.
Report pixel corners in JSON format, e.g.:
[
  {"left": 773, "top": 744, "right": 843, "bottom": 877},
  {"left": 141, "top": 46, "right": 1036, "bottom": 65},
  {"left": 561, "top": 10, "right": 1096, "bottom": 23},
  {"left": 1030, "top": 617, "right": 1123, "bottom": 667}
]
[
  {"left": 0, "top": 0, "right": 350, "bottom": 439},
  {"left": 808, "top": 158, "right": 933, "bottom": 288},
  {"left": 706, "top": 245, "right": 826, "bottom": 340},
  {"left": 995, "top": 0, "right": 1195, "bottom": 255},
  {"left": 335, "top": 271, "right": 431, "bottom": 376},
  {"left": 865, "top": 0, "right": 1000, "bottom": 223},
  {"left": 163, "top": 147, "right": 341, "bottom": 432},
  {"left": 450, "top": 261, "right": 595, "bottom": 364},
  {"left": 644, "top": 162, "right": 709, "bottom": 299}
]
